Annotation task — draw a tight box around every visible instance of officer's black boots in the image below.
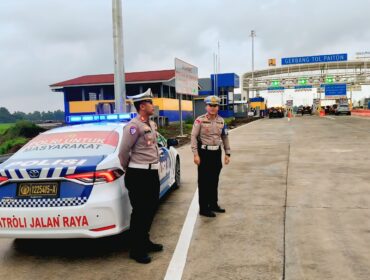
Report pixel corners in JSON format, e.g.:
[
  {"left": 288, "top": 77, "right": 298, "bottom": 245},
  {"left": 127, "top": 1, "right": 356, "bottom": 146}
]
[
  {"left": 210, "top": 205, "right": 226, "bottom": 213},
  {"left": 199, "top": 210, "right": 216, "bottom": 217},
  {"left": 129, "top": 252, "right": 152, "bottom": 264},
  {"left": 146, "top": 241, "right": 164, "bottom": 252}
]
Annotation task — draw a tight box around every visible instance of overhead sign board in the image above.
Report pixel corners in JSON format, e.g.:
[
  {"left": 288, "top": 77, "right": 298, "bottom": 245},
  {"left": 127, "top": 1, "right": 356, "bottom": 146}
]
[
  {"left": 325, "top": 84, "right": 347, "bottom": 97},
  {"left": 175, "top": 58, "right": 198, "bottom": 96},
  {"left": 281, "top": 53, "right": 348, "bottom": 65},
  {"left": 294, "top": 85, "right": 312, "bottom": 90},
  {"left": 268, "top": 86, "right": 285, "bottom": 91}
]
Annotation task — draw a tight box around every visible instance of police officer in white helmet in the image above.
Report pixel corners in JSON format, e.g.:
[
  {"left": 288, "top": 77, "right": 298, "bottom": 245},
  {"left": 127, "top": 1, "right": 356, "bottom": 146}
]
[
  {"left": 191, "top": 95, "right": 231, "bottom": 217},
  {"left": 118, "top": 89, "right": 163, "bottom": 264}
]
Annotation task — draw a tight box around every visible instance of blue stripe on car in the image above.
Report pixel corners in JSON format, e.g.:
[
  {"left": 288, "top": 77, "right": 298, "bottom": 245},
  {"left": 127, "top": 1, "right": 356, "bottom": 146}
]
[
  {"left": 59, "top": 167, "right": 68, "bottom": 177},
  {"left": 4, "top": 170, "right": 11, "bottom": 179},
  {"left": 47, "top": 168, "right": 54, "bottom": 178},
  {"left": 15, "top": 169, "right": 23, "bottom": 179}
]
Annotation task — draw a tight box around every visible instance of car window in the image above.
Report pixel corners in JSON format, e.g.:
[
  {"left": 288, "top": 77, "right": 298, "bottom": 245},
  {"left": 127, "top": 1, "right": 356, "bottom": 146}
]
[{"left": 12, "top": 130, "right": 119, "bottom": 159}]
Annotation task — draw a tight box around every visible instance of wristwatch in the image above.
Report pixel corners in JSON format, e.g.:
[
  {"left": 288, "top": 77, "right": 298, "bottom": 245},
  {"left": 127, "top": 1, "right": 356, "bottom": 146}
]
[{"left": 226, "top": 154, "right": 231, "bottom": 157}]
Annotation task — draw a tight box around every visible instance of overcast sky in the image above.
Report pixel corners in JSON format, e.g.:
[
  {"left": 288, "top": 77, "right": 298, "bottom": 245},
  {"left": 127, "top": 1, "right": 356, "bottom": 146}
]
[{"left": 1, "top": 0, "right": 370, "bottom": 112}]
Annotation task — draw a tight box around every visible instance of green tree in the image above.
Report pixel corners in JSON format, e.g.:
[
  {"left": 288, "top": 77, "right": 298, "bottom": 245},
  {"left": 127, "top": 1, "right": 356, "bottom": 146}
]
[
  {"left": 12, "top": 111, "right": 27, "bottom": 120},
  {"left": 0, "top": 107, "right": 15, "bottom": 123}
]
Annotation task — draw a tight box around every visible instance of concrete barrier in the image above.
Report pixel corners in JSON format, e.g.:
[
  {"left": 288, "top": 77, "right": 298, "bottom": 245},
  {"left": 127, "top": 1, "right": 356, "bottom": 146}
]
[{"left": 351, "top": 110, "right": 370, "bottom": 117}]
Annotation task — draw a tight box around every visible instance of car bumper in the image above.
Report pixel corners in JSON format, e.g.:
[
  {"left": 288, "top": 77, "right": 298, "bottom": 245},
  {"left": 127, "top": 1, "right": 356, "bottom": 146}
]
[{"left": 0, "top": 179, "right": 131, "bottom": 238}]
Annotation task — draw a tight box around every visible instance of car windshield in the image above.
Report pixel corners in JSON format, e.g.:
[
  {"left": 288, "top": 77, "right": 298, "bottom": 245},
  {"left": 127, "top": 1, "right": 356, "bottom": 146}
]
[{"left": 11, "top": 130, "right": 119, "bottom": 159}]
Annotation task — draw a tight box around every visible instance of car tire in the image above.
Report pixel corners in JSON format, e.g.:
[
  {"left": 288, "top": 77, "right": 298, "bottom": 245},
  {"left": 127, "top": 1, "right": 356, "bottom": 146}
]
[
  {"left": 173, "top": 157, "right": 181, "bottom": 189},
  {"left": 348, "top": 112, "right": 351, "bottom": 116}
]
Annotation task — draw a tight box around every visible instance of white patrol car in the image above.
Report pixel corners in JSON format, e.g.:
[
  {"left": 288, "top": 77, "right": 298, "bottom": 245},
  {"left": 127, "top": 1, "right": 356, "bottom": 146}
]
[{"left": 0, "top": 118, "right": 180, "bottom": 238}]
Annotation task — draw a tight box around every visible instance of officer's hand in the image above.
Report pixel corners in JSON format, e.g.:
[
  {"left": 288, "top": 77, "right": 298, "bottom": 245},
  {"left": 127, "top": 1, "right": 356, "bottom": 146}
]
[
  {"left": 224, "top": 155, "right": 230, "bottom": 165},
  {"left": 194, "top": 155, "right": 201, "bottom": 166}
]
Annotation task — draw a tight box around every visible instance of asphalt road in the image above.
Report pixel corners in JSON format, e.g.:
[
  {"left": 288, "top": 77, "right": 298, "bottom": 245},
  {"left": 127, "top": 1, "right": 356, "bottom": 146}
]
[{"left": 1, "top": 115, "right": 370, "bottom": 280}]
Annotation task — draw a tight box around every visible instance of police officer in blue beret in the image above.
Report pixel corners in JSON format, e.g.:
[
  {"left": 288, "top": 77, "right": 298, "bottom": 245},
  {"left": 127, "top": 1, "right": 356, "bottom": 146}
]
[{"left": 191, "top": 96, "right": 231, "bottom": 217}]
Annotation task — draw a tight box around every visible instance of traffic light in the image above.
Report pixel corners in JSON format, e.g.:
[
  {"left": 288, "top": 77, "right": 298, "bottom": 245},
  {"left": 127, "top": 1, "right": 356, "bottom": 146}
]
[
  {"left": 298, "top": 78, "right": 308, "bottom": 85},
  {"left": 325, "top": 76, "right": 334, "bottom": 83},
  {"left": 271, "top": 80, "right": 280, "bottom": 87}
]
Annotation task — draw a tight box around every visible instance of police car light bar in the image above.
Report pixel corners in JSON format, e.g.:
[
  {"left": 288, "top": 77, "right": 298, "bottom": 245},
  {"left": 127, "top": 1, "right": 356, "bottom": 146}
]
[{"left": 66, "top": 113, "right": 137, "bottom": 124}]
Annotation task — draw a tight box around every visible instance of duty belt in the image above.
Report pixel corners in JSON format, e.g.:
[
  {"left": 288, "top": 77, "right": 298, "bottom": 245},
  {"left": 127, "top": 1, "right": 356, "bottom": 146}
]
[
  {"left": 201, "top": 145, "right": 220, "bottom": 151},
  {"left": 128, "top": 162, "right": 160, "bottom": 170}
]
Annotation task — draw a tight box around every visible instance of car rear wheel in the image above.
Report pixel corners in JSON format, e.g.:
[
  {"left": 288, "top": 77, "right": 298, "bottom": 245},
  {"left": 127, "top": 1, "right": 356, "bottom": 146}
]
[{"left": 173, "top": 157, "right": 180, "bottom": 189}]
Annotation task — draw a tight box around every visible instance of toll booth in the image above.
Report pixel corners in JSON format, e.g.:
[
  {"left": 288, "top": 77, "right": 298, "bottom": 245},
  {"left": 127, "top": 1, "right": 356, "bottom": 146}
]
[
  {"left": 49, "top": 70, "right": 193, "bottom": 123},
  {"left": 250, "top": 97, "right": 267, "bottom": 117}
]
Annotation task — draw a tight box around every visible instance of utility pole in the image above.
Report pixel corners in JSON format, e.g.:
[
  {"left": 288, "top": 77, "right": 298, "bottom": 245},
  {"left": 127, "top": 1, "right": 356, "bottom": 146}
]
[
  {"left": 217, "top": 41, "right": 220, "bottom": 101},
  {"left": 112, "top": 0, "right": 126, "bottom": 113},
  {"left": 250, "top": 30, "right": 256, "bottom": 99},
  {"left": 213, "top": 53, "right": 217, "bottom": 95}
]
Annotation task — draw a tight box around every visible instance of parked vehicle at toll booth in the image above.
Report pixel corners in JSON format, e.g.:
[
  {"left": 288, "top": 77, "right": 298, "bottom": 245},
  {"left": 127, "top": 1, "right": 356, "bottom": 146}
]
[
  {"left": 297, "top": 106, "right": 303, "bottom": 114},
  {"left": 269, "top": 107, "right": 284, "bottom": 118},
  {"left": 0, "top": 121, "right": 181, "bottom": 238},
  {"left": 301, "top": 106, "right": 312, "bottom": 115},
  {"left": 335, "top": 104, "right": 351, "bottom": 115}
]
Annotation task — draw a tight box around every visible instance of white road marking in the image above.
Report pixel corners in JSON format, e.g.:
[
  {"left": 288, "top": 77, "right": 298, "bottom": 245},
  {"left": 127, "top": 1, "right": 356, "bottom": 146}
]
[
  {"left": 325, "top": 116, "right": 336, "bottom": 120},
  {"left": 164, "top": 190, "right": 199, "bottom": 280},
  {"left": 164, "top": 121, "right": 257, "bottom": 280}
]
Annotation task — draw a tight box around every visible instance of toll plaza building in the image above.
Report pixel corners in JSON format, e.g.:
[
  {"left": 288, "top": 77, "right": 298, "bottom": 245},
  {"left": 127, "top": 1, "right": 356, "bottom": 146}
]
[
  {"left": 50, "top": 70, "right": 193, "bottom": 122},
  {"left": 195, "top": 73, "right": 240, "bottom": 118}
]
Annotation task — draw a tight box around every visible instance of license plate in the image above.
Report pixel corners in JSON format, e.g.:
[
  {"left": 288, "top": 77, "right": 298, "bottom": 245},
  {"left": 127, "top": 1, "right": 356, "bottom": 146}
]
[{"left": 17, "top": 182, "right": 60, "bottom": 198}]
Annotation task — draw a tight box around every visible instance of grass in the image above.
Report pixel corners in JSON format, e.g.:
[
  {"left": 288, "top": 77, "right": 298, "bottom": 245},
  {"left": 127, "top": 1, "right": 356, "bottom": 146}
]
[
  {"left": 0, "top": 123, "right": 14, "bottom": 134},
  {"left": 0, "top": 137, "right": 28, "bottom": 154},
  {"left": 158, "top": 123, "right": 192, "bottom": 139},
  {"left": 0, "top": 121, "right": 45, "bottom": 155}
]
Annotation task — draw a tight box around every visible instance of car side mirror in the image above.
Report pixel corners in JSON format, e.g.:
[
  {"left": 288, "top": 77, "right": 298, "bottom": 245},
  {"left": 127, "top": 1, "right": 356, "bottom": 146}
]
[{"left": 167, "top": 138, "right": 179, "bottom": 148}]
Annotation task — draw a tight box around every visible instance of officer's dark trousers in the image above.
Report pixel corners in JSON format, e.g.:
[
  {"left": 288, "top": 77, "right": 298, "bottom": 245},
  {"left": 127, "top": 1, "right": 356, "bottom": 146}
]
[
  {"left": 198, "top": 148, "right": 222, "bottom": 212},
  {"left": 124, "top": 167, "right": 160, "bottom": 254}
]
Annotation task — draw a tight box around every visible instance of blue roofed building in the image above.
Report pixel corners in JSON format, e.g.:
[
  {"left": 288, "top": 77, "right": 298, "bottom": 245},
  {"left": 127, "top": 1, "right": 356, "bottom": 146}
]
[{"left": 194, "top": 73, "right": 240, "bottom": 118}]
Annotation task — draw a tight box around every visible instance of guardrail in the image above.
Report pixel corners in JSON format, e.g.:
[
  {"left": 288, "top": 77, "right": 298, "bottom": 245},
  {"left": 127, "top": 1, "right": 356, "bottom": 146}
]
[{"left": 0, "top": 153, "right": 13, "bottom": 164}]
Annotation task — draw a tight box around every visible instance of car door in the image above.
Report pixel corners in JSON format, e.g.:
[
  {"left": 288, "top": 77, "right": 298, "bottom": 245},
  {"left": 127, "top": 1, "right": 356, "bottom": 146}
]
[{"left": 157, "top": 134, "right": 171, "bottom": 195}]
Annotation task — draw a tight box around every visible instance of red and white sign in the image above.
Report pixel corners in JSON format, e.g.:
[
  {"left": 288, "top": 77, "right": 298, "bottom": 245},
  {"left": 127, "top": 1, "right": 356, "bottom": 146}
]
[{"left": 0, "top": 215, "right": 89, "bottom": 229}]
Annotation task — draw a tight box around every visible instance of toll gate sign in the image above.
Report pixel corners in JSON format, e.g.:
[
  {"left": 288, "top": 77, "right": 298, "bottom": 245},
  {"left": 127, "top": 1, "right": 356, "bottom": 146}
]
[
  {"left": 282, "top": 53, "right": 348, "bottom": 65},
  {"left": 324, "top": 84, "right": 347, "bottom": 98}
]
